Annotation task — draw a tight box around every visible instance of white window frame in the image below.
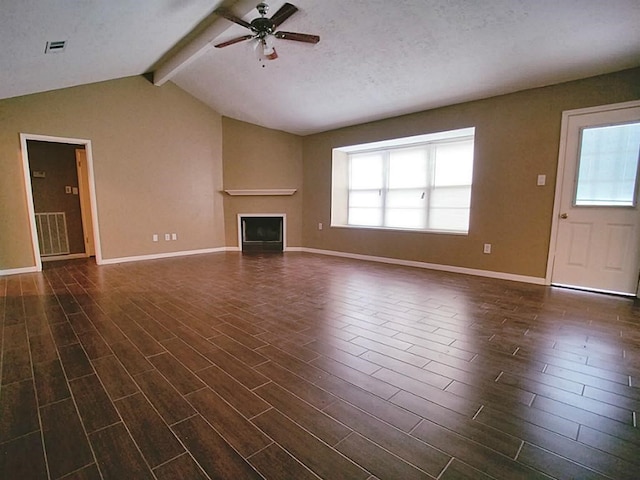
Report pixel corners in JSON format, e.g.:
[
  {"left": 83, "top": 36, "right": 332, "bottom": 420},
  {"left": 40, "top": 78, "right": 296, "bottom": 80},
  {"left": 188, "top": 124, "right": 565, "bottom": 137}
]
[{"left": 331, "top": 127, "right": 475, "bottom": 234}]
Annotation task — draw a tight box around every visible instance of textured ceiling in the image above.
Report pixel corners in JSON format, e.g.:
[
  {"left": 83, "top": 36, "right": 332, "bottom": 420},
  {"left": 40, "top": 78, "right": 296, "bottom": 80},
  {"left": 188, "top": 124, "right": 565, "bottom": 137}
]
[
  {"left": 0, "top": 0, "right": 218, "bottom": 100},
  {"left": 2, "top": 1, "right": 639, "bottom": 135}
]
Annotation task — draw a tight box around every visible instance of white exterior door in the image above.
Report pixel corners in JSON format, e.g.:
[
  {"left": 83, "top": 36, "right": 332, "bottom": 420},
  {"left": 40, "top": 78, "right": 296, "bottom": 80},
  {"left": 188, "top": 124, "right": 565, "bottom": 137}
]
[{"left": 551, "top": 102, "right": 640, "bottom": 295}]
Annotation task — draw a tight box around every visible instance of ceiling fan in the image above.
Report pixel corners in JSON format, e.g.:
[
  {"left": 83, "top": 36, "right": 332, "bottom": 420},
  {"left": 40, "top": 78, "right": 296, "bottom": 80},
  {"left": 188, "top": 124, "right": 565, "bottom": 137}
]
[{"left": 214, "top": 2, "right": 319, "bottom": 61}]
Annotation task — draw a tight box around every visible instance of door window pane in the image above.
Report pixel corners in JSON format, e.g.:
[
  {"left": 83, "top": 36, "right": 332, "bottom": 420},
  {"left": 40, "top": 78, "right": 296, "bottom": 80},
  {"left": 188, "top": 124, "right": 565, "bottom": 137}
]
[{"left": 575, "top": 122, "right": 640, "bottom": 206}]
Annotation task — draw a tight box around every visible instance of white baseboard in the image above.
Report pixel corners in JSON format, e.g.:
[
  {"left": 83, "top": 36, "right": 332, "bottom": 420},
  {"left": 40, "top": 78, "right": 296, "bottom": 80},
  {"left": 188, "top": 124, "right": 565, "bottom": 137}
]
[
  {"left": 0, "top": 266, "right": 39, "bottom": 276},
  {"left": 2, "top": 245, "right": 546, "bottom": 286},
  {"left": 300, "top": 247, "right": 547, "bottom": 286},
  {"left": 42, "top": 253, "right": 88, "bottom": 262},
  {"left": 99, "top": 247, "right": 229, "bottom": 265}
]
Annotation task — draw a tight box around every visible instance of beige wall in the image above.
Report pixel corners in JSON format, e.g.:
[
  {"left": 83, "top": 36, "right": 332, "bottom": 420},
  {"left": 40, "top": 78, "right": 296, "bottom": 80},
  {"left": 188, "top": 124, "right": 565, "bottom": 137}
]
[
  {"left": 302, "top": 68, "right": 640, "bottom": 279},
  {"left": 2, "top": 68, "right": 639, "bottom": 278},
  {"left": 0, "top": 76, "right": 225, "bottom": 269},
  {"left": 222, "top": 118, "right": 303, "bottom": 248}
]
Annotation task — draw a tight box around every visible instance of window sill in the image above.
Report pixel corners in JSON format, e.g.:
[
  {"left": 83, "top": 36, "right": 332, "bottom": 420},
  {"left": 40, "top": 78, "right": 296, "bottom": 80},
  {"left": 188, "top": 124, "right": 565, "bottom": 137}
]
[{"left": 330, "top": 224, "right": 468, "bottom": 236}]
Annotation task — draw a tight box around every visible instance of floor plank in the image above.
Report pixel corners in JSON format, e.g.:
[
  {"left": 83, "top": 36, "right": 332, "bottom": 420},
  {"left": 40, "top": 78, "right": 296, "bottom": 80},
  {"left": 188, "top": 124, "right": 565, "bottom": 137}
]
[{"left": 1, "top": 252, "right": 639, "bottom": 479}]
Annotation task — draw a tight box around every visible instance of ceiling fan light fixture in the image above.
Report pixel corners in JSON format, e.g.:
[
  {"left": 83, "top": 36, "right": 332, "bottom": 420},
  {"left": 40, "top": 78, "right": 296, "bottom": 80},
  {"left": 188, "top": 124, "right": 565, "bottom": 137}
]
[
  {"left": 254, "top": 38, "right": 278, "bottom": 63},
  {"left": 262, "top": 36, "right": 277, "bottom": 59}
]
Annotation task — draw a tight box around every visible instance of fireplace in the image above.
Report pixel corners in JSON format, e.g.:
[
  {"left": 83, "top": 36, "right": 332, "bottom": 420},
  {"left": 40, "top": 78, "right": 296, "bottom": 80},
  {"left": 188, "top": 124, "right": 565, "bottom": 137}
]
[{"left": 239, "top": 214, "right": 285, "bottom": 252}]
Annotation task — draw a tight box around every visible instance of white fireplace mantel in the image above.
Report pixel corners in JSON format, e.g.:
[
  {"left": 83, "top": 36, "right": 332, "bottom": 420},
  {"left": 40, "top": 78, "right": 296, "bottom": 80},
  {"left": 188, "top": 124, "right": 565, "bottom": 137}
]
[{"left": 224, "top": 189, "right": 297, "bottom": 196}]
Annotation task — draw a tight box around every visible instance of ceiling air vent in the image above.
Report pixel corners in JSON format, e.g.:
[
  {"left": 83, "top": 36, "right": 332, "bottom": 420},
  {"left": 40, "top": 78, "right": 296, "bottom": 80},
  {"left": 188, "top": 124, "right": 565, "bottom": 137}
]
[{"left": 45, "top": 40, "right": 66, "bottom": 54}]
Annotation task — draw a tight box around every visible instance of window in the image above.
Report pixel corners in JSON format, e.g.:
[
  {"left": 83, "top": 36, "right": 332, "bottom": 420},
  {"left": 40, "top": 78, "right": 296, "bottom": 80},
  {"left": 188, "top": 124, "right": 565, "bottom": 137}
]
[
  {"left": 575, "top": 121, "right": 640, "bottom": 207},
  {"left": 332, "top": 128, "right": 475, "bottom": 234}
]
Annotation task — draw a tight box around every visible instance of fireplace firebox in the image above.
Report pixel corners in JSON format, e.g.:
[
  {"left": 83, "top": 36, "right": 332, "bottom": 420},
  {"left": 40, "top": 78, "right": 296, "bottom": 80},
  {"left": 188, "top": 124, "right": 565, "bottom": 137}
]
[{"left": 240, "top": 215, "right": 284, "bottom": 252}]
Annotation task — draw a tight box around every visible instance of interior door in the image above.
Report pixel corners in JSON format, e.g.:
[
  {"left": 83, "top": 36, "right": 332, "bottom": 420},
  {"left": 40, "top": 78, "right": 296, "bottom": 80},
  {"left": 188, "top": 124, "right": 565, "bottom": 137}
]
[
  {"left": 75, "top": 148, "right": 96, "bottom": 256},
  {"left": 552, "top": 103, "right": 640, "bottom": 295}
]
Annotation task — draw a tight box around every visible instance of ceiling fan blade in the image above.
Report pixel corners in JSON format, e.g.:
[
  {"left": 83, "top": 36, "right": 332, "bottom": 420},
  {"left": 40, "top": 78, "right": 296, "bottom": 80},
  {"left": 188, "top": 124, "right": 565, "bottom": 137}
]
[
  {"left": 275, "top": 31, "right": 320, "bottom": 44},
  {"left": 214, "top": 35, "right": 254, "bottom": 48},
  {"left": 215, "top": 8, "right": 252, "bottom": 29},
  {"left": 270, "top": 3, "right": 298, "bottom": 27}
]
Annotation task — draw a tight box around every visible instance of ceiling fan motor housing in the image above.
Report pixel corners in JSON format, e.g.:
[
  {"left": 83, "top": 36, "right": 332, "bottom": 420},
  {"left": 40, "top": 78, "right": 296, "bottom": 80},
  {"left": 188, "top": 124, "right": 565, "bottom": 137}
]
[{"left": 251, "top": 17, "right": 275, "bottom": 37}]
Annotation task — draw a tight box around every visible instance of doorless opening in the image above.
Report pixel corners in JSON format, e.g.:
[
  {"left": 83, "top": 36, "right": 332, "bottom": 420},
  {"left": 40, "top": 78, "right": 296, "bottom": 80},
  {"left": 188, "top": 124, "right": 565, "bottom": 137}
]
[
  {"left": 20, "top": 133, "right": 102, "bottom": 271},
  {"left": 27, "top": 140, "right": 86, "bottom": 260}
]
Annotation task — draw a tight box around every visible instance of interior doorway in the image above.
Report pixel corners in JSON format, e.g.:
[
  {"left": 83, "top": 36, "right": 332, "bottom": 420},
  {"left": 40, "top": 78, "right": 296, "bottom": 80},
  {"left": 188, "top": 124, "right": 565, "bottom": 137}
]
[
  {"left": 20, "top": 133, "right": 101, "bottom": 270},
  {"left": 548, "top": 100, "right": 640, "bottom": 296}
]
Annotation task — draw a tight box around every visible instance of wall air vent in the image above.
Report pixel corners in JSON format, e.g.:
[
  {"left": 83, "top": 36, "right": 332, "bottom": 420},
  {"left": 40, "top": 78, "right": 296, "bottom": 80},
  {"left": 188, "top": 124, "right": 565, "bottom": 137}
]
[{"left": 45, "top": 40, "right": 66, "bottom": 54}]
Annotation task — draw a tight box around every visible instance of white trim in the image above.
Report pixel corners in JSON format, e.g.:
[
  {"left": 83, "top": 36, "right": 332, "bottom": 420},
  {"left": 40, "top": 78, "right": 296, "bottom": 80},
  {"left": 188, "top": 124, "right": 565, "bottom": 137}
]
[
  {"left": 335, "top": 127, "right": 476, "bottom": 152},
  {"left": 19, "top": 133, "right": 103, "bottom": 270},
  {"left": 2, "top": 244, "right": 545, "bottom": 285},
  {"left": 19, "top": 135, "right": 42, "bottom": 271},
  {"left": 100, "top": 247, "right": 228, "bottom": 265},
  {"left": 301, "top": 247, "right": 546, "bottom": 285},
  {"left": 237, "top": 213, "right": 287, "bottom": 251},
  {"left": 546, "top": 99, "right": 640, "bottom": 285},
  {"left": 225, "top": 189, "right": 297, "bottom": 196},
  {"left": 0, "top": 266, "right": 39, "bottom": 277},
  {"left": 552, "top": 282, "right": 636, "bottom": 298},
  {"left": 42, "top": 253, "right": 88, "bottom": 262}
]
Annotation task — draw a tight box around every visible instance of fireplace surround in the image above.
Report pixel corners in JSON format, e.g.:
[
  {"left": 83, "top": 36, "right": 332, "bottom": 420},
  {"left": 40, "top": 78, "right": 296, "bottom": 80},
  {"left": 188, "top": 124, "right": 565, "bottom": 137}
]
[{"left": 238, "top": 214, "right": 285, "bottom": 252}]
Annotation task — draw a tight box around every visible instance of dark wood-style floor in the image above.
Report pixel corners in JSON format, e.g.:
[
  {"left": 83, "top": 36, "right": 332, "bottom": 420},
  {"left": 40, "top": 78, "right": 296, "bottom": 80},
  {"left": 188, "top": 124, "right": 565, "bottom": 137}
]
[{"left": 1, "top": 252, "right": 639, "bottom": 480}]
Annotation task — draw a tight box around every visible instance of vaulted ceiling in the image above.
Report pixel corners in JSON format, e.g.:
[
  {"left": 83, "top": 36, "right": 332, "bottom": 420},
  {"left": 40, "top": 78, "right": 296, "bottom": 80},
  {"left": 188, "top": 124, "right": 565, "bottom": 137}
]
[{"left": 2, "top": 1, "right": 639, "bottom": 135}]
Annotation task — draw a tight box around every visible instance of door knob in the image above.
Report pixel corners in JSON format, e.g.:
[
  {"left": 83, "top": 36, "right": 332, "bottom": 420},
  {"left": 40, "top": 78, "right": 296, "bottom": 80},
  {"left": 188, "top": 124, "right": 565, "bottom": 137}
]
[{"left": 560, "top": 213, "right": 568, "bottom": 219}]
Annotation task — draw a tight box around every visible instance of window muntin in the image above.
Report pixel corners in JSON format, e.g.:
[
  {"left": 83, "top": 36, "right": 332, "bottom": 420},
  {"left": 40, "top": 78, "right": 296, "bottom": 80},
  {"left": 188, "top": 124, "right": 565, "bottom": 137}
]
[
  {"left": 575, "top": 122, "right": 640, "bottom": 207},
  {"left": 338, "top": 128, "right": 475, "bottom": 234}
]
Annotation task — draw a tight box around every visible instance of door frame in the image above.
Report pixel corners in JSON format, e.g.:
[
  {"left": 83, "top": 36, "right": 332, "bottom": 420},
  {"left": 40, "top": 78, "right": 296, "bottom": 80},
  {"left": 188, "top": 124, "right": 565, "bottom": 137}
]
[
  {"left": 75, "top": 149, "right": 96, "bottom": 257},
  {"left": 545, "top": 99, "right": 640, "bottom": 290},
  {"left": 20, "top": 133, "right": 103, "bottom": 271}
]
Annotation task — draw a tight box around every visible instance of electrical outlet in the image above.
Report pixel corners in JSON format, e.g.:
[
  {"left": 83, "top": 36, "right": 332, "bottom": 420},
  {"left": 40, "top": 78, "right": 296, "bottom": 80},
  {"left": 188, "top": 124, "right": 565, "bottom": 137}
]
[
  {"left": 318, "top": 223, "right": 323, "bottom": 230},
  {"left": 152, "top": 234, "right": 158, "bottom": 242},
  {"left": 164, "top": 233, "right": 171, "bottom": 241},
  {"left": 537, "top": 174, "right": 546, "bottom": 186},
  {"left": 483, "top": 243, "right": 492, "bottom": 254},
  {"left": 171, "top": 233, "right": 177, "bottom": 240}
]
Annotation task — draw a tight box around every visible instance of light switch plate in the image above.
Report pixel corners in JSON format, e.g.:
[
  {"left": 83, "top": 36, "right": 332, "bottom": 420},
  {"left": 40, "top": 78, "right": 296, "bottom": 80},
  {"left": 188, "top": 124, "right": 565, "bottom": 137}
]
[{"left": 537, "top": 174, "right": 546, "bottom": 186}]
